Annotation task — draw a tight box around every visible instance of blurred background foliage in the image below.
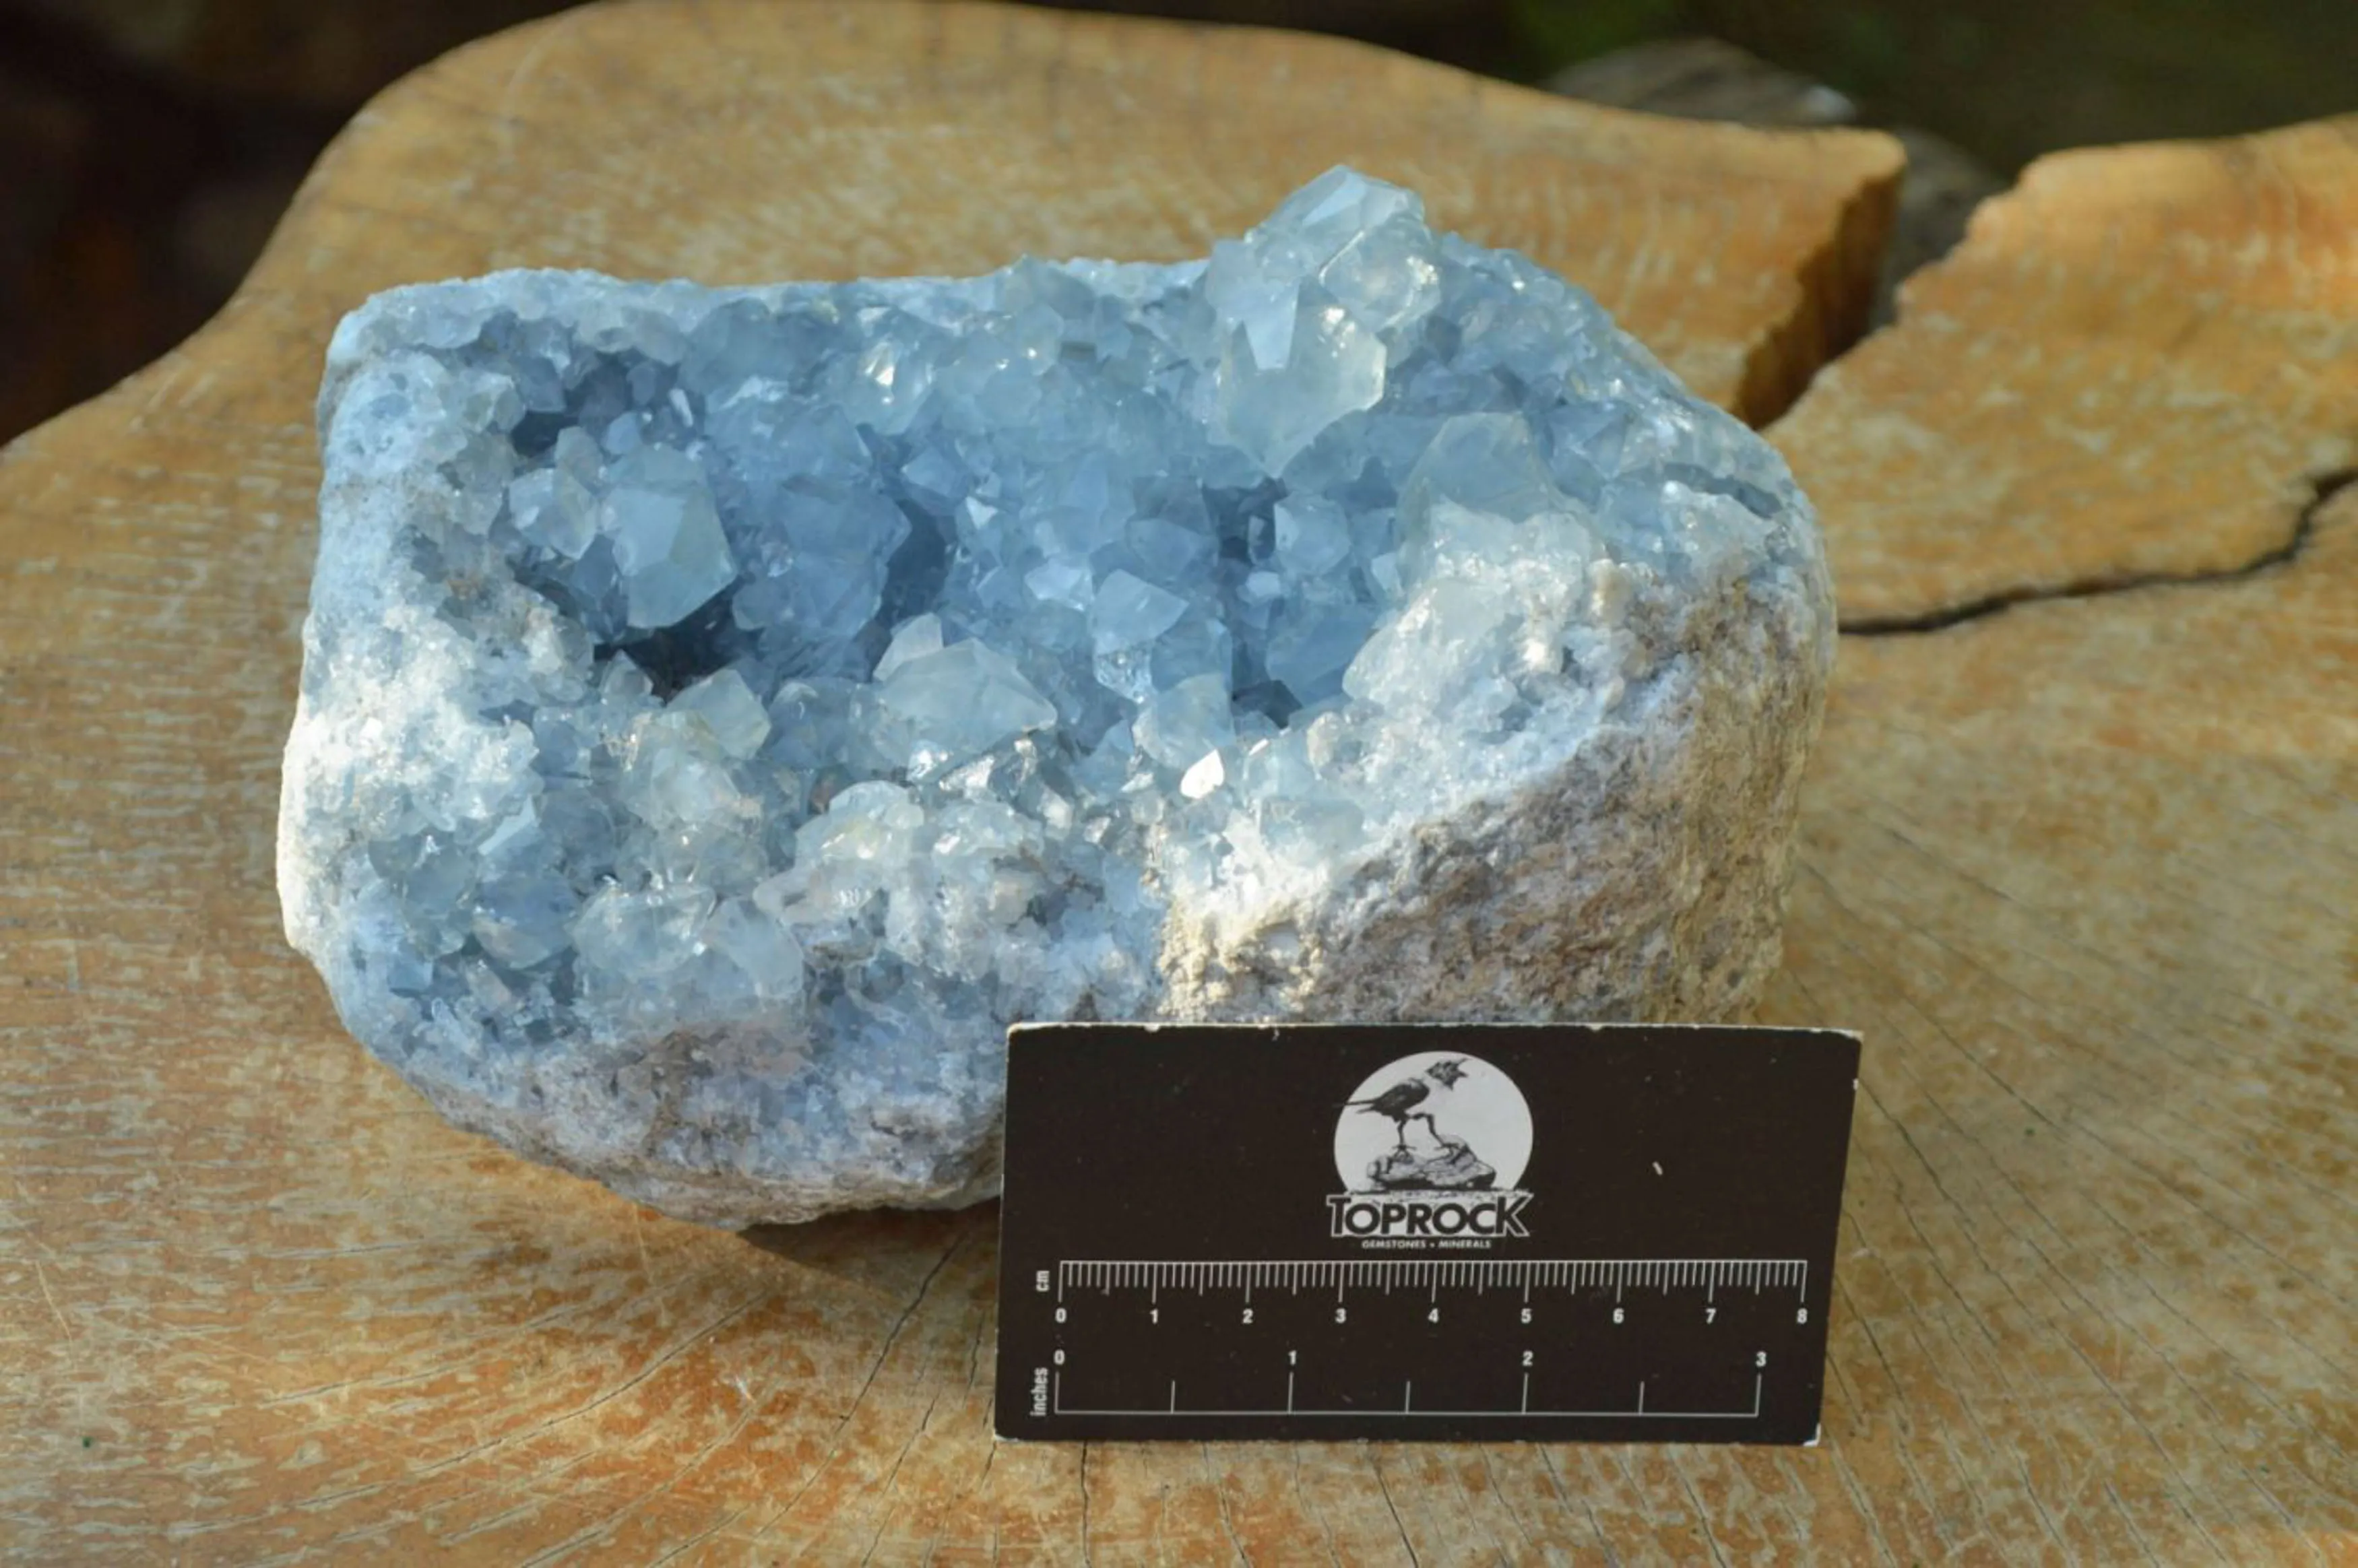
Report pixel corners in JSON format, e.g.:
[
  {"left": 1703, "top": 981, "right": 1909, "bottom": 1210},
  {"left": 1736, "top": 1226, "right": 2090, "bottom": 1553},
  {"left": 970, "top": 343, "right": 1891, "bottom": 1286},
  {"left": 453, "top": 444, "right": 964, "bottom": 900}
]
[
  {"left": 1517, "top": 0, "right": 2357, "bottom": 170},
  {"left": 2, "top": 0, "right": 2351, "bottom": 445}
]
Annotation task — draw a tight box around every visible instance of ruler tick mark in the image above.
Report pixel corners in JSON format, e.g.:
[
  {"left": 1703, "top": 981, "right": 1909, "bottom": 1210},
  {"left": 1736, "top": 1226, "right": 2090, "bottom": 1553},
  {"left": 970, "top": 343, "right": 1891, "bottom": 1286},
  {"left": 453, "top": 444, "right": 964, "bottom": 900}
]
[
  {"left": 1027, "top": 1260, "right": 1812, "bottom": 1430},
  {"left": 998, "top": 1025, "right": 1855, "bottom": 1444}
]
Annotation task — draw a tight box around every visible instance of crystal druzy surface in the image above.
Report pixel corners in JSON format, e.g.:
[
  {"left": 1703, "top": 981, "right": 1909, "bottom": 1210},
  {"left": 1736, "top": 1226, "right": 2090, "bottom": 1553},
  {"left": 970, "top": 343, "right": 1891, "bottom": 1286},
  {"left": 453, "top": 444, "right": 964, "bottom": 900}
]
[{"left": 280, "top": 170, "right": 1836, "bottom": 1224}]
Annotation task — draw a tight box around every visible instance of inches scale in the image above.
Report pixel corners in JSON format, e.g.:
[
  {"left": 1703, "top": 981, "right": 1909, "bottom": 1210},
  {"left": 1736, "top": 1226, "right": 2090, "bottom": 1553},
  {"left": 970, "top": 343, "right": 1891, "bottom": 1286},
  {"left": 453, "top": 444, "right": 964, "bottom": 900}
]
[{"left": 994, "top": 1022, "right": 1858, "bottom": 1443}]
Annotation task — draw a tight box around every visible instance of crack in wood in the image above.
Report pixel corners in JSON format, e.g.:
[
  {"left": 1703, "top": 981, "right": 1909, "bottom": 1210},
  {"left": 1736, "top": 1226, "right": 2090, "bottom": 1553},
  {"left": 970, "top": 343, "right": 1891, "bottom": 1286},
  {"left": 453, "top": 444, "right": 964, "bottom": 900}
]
[{"left": 1841, "top": 466, "right": 2358, "bottom": 635}]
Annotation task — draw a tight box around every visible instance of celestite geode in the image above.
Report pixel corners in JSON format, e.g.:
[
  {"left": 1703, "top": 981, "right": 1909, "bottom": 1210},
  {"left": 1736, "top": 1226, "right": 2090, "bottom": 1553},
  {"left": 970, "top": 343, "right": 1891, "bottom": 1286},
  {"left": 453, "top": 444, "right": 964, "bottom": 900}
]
[{"left": 278, "top": 169, "right": 1835, "bottom": 1224}]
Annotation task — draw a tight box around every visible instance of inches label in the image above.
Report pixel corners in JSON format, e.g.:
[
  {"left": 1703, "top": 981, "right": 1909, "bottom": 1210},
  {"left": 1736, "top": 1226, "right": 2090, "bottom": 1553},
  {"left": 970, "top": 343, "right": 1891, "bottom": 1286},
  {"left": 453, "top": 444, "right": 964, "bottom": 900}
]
[{"left": 994, "top": 1022, "right": 1858, "bottom": 1443}]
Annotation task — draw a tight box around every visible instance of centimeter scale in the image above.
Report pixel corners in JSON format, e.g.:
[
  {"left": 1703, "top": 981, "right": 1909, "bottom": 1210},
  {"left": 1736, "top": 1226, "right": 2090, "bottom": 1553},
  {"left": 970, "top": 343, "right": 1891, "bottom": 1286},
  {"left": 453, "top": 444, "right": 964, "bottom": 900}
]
[{"left": 995, "top": 1023, "right": 1858, "bottom": 1444}]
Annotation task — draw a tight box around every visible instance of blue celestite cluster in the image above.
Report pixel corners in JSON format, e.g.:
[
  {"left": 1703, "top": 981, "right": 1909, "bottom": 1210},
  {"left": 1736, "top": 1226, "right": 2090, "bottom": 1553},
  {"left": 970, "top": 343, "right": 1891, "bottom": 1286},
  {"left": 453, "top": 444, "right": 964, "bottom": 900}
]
[{"left": 280, "top": 169, "right": 1834, "bottom": 1224}]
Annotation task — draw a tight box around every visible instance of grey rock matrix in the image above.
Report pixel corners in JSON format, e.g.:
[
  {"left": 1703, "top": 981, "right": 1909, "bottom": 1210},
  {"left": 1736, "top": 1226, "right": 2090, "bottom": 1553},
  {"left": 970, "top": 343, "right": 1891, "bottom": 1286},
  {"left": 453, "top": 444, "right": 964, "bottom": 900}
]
[{"left": 279, "top": 169, "right": 1835, "bottom": 1226}]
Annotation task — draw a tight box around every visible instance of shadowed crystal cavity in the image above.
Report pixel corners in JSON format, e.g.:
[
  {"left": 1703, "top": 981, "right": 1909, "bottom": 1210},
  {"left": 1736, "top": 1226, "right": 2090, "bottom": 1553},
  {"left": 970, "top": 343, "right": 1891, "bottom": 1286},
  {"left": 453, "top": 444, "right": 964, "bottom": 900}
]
[{"left": 280, "top": 166, "right": 1835, "bottom": 1227}]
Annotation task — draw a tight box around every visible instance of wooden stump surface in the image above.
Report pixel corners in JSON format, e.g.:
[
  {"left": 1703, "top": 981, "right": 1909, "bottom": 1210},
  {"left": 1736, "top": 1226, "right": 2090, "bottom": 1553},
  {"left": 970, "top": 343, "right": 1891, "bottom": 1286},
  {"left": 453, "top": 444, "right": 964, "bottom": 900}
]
[{"left": 1, "top": 3, "right": 2351, "bottom": 1562}]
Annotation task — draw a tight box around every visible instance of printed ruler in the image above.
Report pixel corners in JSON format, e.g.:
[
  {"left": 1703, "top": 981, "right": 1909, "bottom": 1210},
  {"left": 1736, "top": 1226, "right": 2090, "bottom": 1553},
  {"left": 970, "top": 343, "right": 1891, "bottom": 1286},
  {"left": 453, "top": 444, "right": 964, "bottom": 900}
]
[{"left": 994, "top": 1022, "right": 1857, "bottom": 1443}]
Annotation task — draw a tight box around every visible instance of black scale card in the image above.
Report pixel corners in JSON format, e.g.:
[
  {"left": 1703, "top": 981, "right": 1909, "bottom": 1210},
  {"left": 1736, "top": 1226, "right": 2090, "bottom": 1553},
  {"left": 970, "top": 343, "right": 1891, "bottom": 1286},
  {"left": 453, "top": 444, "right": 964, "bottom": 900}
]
[{"left": 994, "top": 1022, "right": 1858, "bottom": 1444}]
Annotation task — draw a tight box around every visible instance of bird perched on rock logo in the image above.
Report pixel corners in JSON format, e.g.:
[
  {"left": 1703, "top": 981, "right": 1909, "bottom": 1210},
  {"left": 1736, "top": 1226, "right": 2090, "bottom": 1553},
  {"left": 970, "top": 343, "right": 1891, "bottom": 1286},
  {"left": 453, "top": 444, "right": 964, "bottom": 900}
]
[{"left": 1327, "top": 1052, "right": 1535, "bottom": 1246}]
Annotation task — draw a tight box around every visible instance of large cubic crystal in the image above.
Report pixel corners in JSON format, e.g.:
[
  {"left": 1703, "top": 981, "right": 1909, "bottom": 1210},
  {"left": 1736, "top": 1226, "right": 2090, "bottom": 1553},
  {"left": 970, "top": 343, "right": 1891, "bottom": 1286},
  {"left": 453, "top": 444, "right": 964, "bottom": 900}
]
[{"left": 279, "top": 169, "right": 1835, "bottom": 1225}]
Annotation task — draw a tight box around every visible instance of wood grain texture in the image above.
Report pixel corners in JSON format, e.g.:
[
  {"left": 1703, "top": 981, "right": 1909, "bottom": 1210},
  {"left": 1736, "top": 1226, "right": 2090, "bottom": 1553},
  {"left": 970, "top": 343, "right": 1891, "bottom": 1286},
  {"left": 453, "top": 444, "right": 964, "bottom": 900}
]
[
  {"left": 1, "top": 2, "right": 2350, "bottom": 1563},
  {"left": 1779, "top": 115, "right": 2358, "bottom": 628}
]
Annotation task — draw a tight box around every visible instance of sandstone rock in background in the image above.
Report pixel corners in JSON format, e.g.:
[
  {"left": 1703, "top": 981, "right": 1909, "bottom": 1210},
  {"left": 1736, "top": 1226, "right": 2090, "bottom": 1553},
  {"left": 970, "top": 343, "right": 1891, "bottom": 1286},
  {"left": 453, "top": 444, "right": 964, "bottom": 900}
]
[
  {"left": 1550, "top": 36, "right": 2005, "bottom": 323},
  {"left": 1875, "top": 125, "right": 2007, "bottom": 317}
]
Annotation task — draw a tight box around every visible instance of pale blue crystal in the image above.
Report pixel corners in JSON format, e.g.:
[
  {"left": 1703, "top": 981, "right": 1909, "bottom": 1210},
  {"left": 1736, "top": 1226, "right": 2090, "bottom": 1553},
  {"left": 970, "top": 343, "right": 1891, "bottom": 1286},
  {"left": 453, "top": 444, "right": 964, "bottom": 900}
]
[
  {"left": 1213, "top": 294, "right": 1387, "bottom": 472},
  {"left": 1134, "top": 672, "right": 1236, "bottom": 771},
  {"left": 1401, "top": 413, "right": 1567, "bottom": 535},
  {"left": 668, "top": 668, "right": 770, "bottom": 760},
  {"left": 505, "top": 463, "right": 596, "bottom": 558},
  {"left": 873, "top": 638, "right": 1057, "bottom": 770},
  {"left": 703, "top": 897, "right": 806, "bottom": 1004},
  {"left": 573, "top": 882, "right": 714, "bottom": 978},
  {"left": 602, "top": 447, "right": 735, "bottom": 630},
  {"left": 1090, "top": 570, "right": 1189, "bottom": 654},
  {"left": 1273, "top": 495, "right": 1353, "bottom": 577},
  {"left": 470, "top": 867, "right": 577, "bottom": 969},
  {"left": 284, "top": 165, "right": 1835, "bottom": 1226}
]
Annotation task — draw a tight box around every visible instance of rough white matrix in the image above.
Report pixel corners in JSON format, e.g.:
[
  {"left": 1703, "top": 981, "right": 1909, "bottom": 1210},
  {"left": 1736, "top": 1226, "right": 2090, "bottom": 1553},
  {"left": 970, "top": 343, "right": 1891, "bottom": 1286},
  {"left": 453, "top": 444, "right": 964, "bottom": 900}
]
[{"left": 279, "top": 169, "right": 1835, "bottom": 1224}]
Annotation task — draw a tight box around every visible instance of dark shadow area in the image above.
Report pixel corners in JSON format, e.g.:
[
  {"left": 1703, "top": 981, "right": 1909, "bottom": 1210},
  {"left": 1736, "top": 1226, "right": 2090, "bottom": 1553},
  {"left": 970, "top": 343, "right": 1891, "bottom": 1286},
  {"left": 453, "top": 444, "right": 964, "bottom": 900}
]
[
  {"left": 1, "top": 0, "right": 2350, "bottom": 445},
  {"left": 740, "top": 1201, "right": 996, "bottom": 1297}
]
